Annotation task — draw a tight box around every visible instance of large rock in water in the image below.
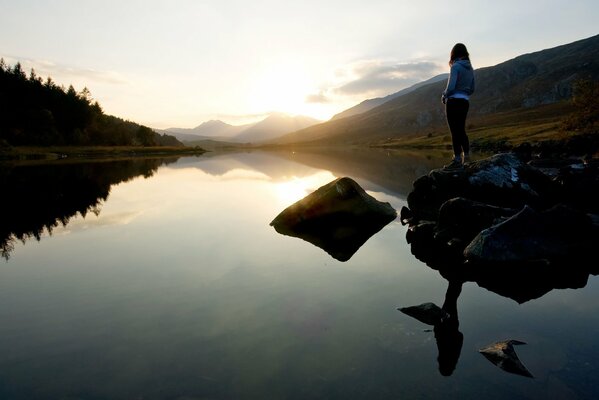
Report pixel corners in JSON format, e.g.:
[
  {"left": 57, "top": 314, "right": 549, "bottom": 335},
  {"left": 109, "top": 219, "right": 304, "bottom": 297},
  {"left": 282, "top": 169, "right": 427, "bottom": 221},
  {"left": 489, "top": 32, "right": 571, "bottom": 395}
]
[{"left": 270, "top": 177, "right": 397, "bottom": 261}]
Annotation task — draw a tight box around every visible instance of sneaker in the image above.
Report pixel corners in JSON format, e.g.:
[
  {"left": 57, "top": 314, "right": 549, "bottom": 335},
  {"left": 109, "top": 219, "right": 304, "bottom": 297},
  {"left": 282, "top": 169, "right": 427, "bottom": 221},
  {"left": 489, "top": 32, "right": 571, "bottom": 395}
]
[
  {"left": 443, "top": 158, "right": 463, "bottom": 170},
  {"left": 462, "top": 153, "right": 471, "bottom": 164}
]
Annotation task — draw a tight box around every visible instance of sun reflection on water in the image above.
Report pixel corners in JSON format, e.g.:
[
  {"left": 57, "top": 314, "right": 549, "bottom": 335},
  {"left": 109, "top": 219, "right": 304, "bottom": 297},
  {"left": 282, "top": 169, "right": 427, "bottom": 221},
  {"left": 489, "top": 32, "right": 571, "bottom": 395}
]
[{"left": 273, "top": 171, "right": 337, "bottom": 206}]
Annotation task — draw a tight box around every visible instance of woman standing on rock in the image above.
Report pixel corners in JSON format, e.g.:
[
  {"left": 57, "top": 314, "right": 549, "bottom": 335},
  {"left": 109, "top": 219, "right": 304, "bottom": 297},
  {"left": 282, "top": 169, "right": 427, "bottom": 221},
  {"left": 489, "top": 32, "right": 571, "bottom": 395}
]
[{"left": 442, "top": 43, "right": 475, "bottom": 169}]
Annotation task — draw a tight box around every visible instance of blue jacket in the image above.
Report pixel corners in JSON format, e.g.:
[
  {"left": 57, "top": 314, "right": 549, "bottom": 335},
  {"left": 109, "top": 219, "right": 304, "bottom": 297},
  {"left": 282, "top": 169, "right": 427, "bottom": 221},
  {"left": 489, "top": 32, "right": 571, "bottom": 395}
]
[{"left": 442, "top": 59, "right": 475, "bottom": 102}]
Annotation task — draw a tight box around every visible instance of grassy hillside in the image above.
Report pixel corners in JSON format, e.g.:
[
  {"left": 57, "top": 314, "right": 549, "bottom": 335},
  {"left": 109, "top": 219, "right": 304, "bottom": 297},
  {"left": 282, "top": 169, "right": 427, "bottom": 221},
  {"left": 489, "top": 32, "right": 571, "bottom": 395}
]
[{"left": 274, "top": 34, "right": 599, "bottom": 149}]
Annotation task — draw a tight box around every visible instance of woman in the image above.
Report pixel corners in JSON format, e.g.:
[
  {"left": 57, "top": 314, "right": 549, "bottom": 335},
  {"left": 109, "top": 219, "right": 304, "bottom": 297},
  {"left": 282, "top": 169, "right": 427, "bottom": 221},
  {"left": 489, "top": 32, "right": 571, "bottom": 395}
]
[{"left": 442, "top": 43, "right": 475, "bottom": 169}]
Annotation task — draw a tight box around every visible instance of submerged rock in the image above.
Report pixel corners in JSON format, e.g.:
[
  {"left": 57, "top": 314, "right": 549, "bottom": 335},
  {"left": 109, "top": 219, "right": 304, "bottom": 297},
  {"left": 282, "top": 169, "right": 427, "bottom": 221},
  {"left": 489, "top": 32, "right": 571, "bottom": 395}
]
[
  {"left": 479, "top": 340, "right": 533, "bottom": 378},
  {"left": 270, "top": 177, "right": 397, "bottom": 261}
]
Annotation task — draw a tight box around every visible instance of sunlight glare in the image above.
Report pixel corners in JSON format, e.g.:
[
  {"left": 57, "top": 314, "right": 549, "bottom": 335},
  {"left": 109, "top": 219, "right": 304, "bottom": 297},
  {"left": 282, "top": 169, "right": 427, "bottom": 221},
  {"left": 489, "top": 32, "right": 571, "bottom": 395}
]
[
  {"left": 274, "top": 171, "right": 337, "bottom": 206},
  {"left": 249, "top": 60, "right": 314, "bottom": 116}
]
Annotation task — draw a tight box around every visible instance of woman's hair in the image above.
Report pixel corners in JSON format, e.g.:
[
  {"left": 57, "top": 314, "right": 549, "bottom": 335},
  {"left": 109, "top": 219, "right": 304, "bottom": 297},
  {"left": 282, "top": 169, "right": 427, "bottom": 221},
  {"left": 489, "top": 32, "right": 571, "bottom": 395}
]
[{"left": 449, "top": 43, "right": 470, "bottom": 66}]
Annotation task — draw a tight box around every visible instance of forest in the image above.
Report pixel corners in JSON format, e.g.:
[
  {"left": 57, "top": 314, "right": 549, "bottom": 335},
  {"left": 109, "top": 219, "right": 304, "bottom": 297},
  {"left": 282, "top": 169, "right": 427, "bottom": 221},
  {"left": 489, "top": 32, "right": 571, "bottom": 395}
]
[{"left": 0, "top": 59, "right": 181, "bottom": 147}]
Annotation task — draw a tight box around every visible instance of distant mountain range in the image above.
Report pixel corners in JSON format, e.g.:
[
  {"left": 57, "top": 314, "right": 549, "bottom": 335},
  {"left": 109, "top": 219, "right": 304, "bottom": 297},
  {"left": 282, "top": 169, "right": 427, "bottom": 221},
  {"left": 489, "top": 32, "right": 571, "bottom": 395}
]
[
  {"left": 276, "top": 34, "right": 599, "bottom": 146},
  {"left": 159, "top": 113, "right": 320, "bottom": 144}
]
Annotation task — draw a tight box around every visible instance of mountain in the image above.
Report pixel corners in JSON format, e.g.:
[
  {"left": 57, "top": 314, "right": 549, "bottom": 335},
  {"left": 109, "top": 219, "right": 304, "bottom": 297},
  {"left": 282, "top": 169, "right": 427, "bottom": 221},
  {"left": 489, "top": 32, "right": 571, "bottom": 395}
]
[
  {"left": 276, "top": 34, "right": 599, "bottom": 146},
  {"left": 160, "top": 114, "right": 320, "bottom": 144},
  {"left": 331, "top": 73, "right": 448, "bottom": 120},
  {"left": 160, "top": 120, "right": 255, "bottom": 142},
  {"left": 232, "top": 113, "right": 321, "bottom": 143}
]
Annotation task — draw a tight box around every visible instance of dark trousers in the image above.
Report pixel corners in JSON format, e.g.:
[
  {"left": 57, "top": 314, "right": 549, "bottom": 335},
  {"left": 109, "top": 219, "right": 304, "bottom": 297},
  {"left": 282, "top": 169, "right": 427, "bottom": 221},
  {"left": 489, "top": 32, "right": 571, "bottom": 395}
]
[{"left": 445, "top": 98, "right": 470, "bottom": 157}]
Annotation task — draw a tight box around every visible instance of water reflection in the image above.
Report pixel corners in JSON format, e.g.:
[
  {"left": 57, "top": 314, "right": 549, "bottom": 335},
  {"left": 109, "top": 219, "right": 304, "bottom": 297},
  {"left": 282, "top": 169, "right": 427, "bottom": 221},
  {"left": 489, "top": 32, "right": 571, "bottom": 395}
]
[
  {"left": 400, "top": 281, "right": 464, "bottom": 376},
  {"left": 406, "top": 223, "right": 597, "bottom": 304},
  {"left": 403, "top": 213, "right": 598, "bottom": 379},
  {"left": 2, "top": 150, "right": 599, "bottom": 398},
  {"left": 0, "top": 158, "right": 179, "bottom": 259}
]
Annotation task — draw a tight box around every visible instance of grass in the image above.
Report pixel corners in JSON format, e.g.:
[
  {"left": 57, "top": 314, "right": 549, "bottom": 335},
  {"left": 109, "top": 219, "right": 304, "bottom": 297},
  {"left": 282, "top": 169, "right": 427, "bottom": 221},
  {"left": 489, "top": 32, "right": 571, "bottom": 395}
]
[{"left": 373, "top": 102, "right": 585, "bottom": 151}]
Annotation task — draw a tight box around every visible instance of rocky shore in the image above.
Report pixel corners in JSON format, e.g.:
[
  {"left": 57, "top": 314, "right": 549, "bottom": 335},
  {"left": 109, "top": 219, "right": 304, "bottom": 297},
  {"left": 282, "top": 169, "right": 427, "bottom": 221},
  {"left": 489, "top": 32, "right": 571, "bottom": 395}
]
[{"left": 401, "top": 152, "right": 599, "bottom": 303}]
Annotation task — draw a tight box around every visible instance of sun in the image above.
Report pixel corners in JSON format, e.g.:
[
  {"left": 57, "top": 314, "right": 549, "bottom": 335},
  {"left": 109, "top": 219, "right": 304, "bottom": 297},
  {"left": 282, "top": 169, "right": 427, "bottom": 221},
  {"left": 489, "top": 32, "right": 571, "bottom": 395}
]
[{"left": 248, "top": 60, "right": 323, "bottom": 118}]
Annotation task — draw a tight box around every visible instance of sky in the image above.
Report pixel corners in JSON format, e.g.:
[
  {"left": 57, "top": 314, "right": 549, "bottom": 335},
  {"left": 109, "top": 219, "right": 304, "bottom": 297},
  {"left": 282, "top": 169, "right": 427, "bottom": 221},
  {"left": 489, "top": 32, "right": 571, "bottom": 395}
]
[{"left": 1, "top": 0, "right": 598, "bottom": 129}]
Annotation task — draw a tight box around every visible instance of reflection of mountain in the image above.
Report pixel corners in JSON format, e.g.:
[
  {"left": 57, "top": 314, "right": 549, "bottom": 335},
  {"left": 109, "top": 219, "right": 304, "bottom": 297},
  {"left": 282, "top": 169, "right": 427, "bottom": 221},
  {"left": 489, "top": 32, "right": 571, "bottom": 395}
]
[
  {"left": 0, "top": 158, "right": 178, "bottom": 259},
  {"left": 167, "top": 151, "right": 321, "bottom": 179},
  {"left": 168, "top": 149, "right": 447, "bottom": 199},
  {"left": 267, "top": 148, "right": 447, "bottom": 198}
]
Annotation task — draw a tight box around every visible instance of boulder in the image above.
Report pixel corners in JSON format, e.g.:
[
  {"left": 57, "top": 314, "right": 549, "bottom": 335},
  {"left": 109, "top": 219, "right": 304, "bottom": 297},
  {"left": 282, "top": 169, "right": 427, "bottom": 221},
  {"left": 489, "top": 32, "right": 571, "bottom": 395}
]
[
  {"left": 464, "top": 204, "right": 596, "bottom": 264},
  {"left": 435, "top": 197, "right": 516, "bottom": 245},
  {"left": 270, "top": 177, "right": 397, "bottom": 261},
  {"left": 407, "top": 153, "right": 557, "bottom": 220}
]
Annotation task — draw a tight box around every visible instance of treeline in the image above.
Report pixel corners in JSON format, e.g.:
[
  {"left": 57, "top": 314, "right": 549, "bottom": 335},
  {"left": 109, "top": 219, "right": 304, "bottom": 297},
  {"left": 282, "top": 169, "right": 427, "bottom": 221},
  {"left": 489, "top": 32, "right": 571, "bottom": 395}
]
[{"left": 0, "top": 59, "right": 182, "bottom": 147}]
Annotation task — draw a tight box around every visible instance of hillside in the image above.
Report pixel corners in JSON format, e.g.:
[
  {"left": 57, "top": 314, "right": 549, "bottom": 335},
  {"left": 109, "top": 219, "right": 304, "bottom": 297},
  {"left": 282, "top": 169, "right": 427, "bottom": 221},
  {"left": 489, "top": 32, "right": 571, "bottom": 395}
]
[
  {"left": 276, "top": 34, "right": 599, "bottom": 146},
  {"left": 331, "top": 74, "right": 448, "bottom": 120}
]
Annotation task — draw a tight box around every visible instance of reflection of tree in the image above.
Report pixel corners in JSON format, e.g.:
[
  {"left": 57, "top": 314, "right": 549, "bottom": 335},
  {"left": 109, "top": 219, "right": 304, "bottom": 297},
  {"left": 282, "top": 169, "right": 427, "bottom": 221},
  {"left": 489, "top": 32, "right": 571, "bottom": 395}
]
[{"left": 0, "top": 158, "right": 178, "bottom": 260}]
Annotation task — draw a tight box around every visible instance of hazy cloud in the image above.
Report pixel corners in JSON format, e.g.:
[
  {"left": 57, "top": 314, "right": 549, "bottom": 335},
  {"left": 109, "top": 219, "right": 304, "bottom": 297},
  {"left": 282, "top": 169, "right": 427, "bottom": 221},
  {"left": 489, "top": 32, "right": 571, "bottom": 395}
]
[
  {"left": 1, "top": 55, "right": 127, "bottom": 85},
  {"left": 305, "top": 91, "right": 331, "bottom": 104},
  {"left": 333, "top": 60, "right": 443, "bottom": 97}
]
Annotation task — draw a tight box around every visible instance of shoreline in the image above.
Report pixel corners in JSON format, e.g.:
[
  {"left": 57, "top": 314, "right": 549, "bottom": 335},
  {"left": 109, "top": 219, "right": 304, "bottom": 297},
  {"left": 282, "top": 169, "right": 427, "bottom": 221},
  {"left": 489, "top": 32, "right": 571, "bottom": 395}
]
[{"left": 0, "top": 145, "right": 208, "bottom": 162}]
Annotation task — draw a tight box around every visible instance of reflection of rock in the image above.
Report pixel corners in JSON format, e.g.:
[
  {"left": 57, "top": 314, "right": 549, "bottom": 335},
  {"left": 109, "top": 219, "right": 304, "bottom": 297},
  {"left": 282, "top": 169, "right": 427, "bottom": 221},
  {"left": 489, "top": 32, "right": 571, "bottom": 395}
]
[
  {"left": 399, "top": 280, "right": 464, "bottom": 377},
  {"left": 399, "top": 303, "right": 449, "bottom": 326},
  {"left": 270, "top": 177, "right": 397, "bottom": 261},
  {"left": 402, "top": 152, "right": 599, "bottom": 303},
  {"left": 479, "top": 340, "right": 534, "bottom": 378}
]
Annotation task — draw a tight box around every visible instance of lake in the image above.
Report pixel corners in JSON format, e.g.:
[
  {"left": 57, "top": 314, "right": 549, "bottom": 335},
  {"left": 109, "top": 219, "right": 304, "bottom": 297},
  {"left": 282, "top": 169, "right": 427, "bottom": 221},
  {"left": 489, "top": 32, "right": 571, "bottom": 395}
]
[{"left": 1, "top": 149, "right": 599, "bottom": 400}]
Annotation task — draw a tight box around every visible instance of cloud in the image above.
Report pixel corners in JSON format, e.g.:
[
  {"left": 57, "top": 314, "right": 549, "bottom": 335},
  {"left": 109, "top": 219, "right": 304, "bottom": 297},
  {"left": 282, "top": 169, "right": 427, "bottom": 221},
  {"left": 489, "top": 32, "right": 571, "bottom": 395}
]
[
  {"left": 1, "top": 54, "right": 127, "bottom": 85},
  {"left": 305, "top": 91, "right": 331, "bottom": 104},
  {"left": 332, "top": 60, "right": 443, "bottom": 98}
]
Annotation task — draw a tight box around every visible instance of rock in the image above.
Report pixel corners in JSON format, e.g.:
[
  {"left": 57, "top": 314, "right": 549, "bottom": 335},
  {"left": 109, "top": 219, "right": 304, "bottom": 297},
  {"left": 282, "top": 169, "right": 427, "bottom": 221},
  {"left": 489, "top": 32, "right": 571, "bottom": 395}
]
[
  {"left": 464, "top": 153, "right": 556, "bottom": 208},
  {"left": 402, "top": 152, "right": 599, "bottom": 303},
  {"left": 398, "top": 302, "right": 449, "bottom": 326},
  {"left": 270, "top": 177, "right": 397, "bottom": 262},
  {"left": 464, "top": 204, "right": 596, "bottom": 264},
  {"left": 407, "top": 153, "right": 557, "bottom": 221},
  {"left": 479, "top": 340, "right": 533, "bottom": 378},
  {"left": 435, "top": 197, "right": 516, "bottom": 245}
]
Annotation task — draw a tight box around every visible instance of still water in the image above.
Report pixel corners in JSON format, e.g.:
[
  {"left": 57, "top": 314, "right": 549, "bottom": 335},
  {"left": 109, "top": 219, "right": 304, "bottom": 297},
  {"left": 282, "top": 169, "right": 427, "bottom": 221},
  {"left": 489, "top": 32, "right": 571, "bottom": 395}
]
[{"left": 1, "top": 149, "right": 599, "bottom": 399}]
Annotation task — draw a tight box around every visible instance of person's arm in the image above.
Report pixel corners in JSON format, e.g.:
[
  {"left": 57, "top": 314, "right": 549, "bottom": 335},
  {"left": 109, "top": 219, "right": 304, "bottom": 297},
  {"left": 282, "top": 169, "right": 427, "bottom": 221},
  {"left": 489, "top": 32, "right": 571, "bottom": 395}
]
[{"left": 442, "top": 64, "right": 459, "bottom": 102}]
